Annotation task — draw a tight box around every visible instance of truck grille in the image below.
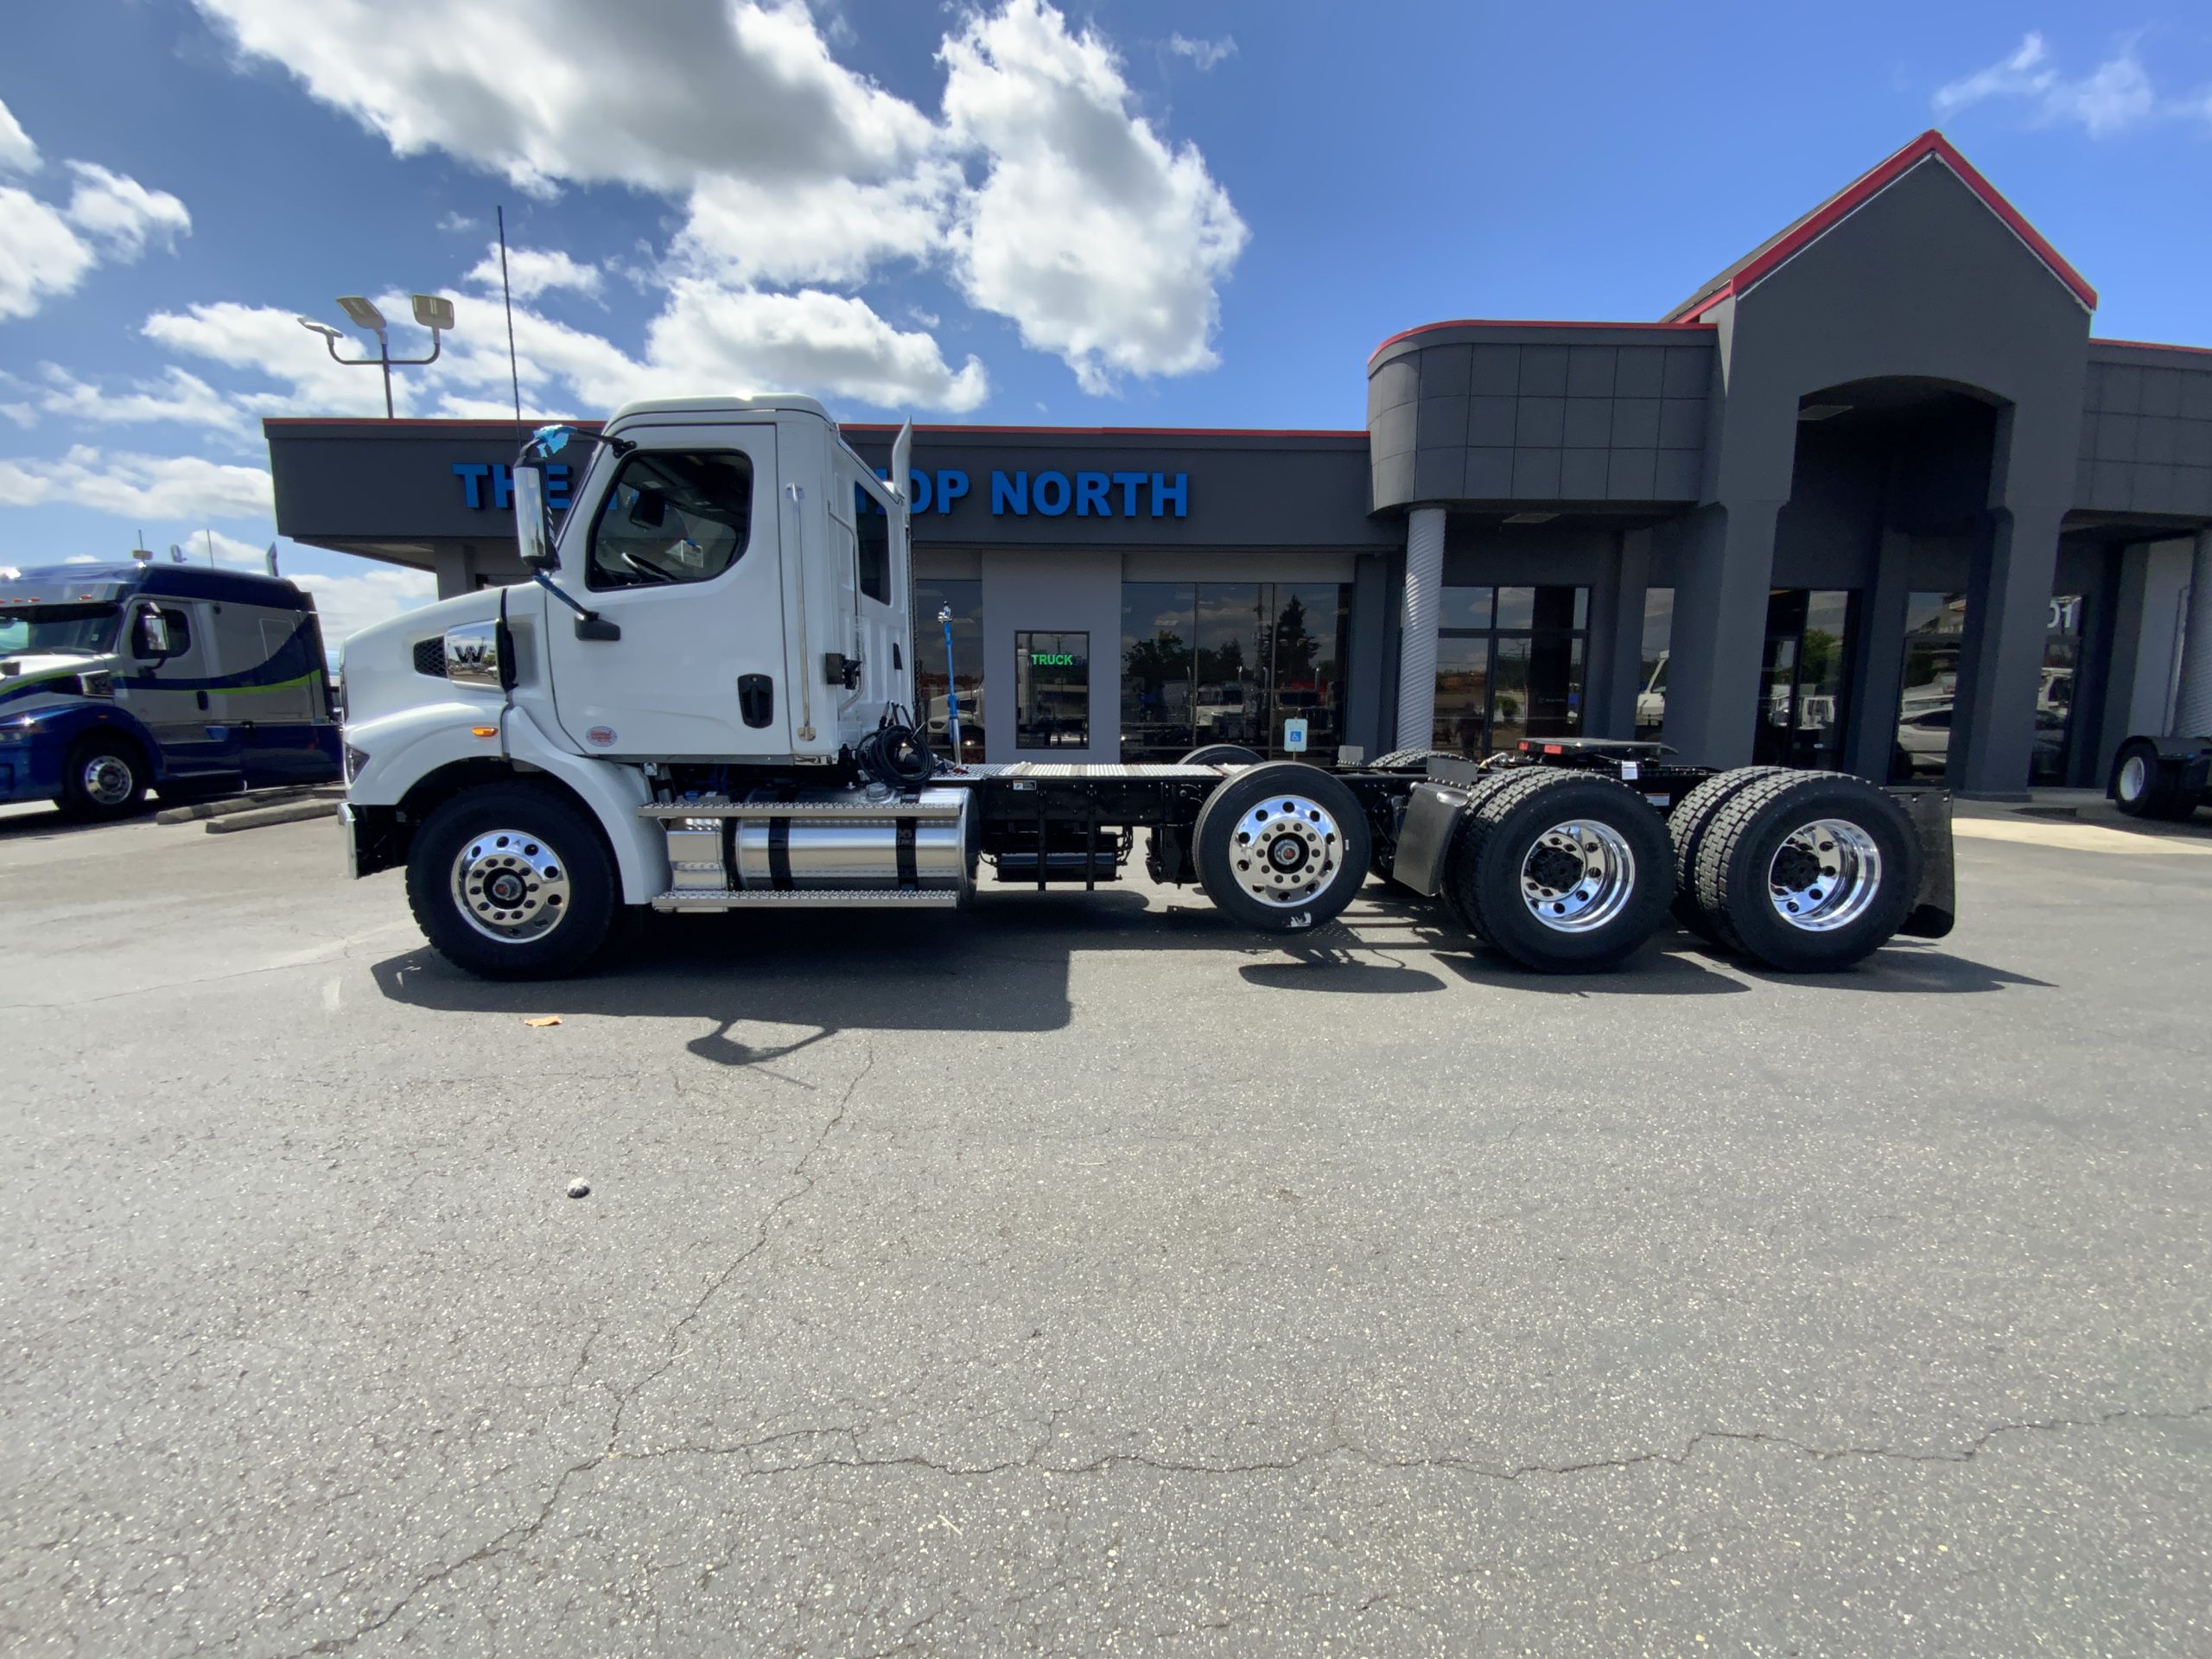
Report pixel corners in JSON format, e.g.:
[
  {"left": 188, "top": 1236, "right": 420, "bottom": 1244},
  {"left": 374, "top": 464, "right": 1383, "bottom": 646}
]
[{"left": 411, "top": 637, "right": 446, "bottom": 677}]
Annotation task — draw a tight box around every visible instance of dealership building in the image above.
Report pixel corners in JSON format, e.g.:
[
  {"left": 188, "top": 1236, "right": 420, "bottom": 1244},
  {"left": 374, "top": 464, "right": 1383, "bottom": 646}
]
[{"left": 267, "top": 132, "right": 2211, "bottom": 797}]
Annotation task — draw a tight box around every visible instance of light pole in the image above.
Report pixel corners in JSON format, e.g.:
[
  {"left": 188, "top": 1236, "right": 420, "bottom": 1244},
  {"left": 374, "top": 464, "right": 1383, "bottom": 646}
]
[{"left": 296, "top": 293, "right": 454, "bottom": 418}]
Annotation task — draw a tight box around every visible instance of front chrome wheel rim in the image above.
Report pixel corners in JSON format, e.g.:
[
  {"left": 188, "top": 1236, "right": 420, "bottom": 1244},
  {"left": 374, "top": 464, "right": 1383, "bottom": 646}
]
[
  {"left": 1768, "top": 818, "right": 1881, "bottom": 932},
  {"left": 2118, "top": 754, "right": 2147, "bottom": 802},
  {"left": 451, "top": 828, "right": 572, "bottom": 944},
  {"left": 82, "top": 754, "right": 134, "bottom": 807},
  {"left": 1519, "top": 819, "right": 1637, "bottom": 932},
  {"left": 1231, "top": 794, "right": 1343, "bottom": 906}
]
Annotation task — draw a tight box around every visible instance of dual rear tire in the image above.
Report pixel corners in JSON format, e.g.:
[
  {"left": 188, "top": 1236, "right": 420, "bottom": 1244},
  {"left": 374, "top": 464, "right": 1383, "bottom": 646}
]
[{"left": 1669, "top": 769, "right": 1920, "bottom": 973}]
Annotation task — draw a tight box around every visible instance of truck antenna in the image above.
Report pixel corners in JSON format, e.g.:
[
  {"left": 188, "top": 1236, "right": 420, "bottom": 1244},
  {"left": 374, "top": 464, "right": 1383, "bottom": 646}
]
[{"left": 498, "top": 204, "right": 522, "bottom": 435}]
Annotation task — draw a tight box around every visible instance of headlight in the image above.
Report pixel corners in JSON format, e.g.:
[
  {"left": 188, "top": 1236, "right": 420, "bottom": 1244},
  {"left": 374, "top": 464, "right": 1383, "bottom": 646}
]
[
  {"left": 74, "top": 671, "right": 113, "bottom": 698},
  {"left": 344, "top": 744, "right": 369, "bottom": 784}
]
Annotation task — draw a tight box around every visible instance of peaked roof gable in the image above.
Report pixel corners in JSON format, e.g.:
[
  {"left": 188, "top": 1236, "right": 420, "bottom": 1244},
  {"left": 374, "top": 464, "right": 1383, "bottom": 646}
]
[{"left": 1663, "top": 130, "right": 2097, "bottom": 322}]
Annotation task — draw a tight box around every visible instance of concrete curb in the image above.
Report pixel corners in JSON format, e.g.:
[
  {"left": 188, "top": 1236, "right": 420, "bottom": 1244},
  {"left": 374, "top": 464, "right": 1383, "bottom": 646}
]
[{"left": 204, "top": 800, "right": 342, "bottom": 834}]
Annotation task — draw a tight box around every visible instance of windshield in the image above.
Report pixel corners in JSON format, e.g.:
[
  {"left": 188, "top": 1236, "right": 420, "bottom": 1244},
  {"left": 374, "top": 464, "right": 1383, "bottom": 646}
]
[{"left": 0, "top": 602, "right": 119, "bottom": 658}]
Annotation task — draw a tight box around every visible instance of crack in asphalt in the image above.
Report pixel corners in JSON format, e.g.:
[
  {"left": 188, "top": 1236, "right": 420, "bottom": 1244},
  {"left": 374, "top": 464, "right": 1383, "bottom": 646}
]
[
  {"left": 273, "top": 1041, "right": 878, "bottom": 1659},
  {"left": 277, "top": 1396, "right": 2212, "bottom": 1653}
]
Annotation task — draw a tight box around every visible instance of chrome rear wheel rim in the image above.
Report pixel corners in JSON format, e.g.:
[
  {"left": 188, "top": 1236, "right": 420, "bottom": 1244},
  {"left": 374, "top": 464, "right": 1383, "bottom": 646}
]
[
  {"left": 1231, "top": 794, "right": 1343, "bottom": 906},
  {"left": 1768, "top": 818, "right": 1881, "bottom": 932},
  {"left": 82, "top": 754, "right": 135, "bottom": 807},
  {"left": 451, "top": 828, "right": 572, "bottom": 944},
  {"left": 2118, "top": 754, "right": 2147, "bottom": 802},
  {"left": 1519, "top": 819, "right": 1637, "bottom": 933}
]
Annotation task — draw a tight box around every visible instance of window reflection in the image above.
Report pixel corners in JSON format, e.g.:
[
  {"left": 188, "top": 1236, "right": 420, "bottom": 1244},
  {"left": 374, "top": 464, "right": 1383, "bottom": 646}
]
[
  {"left": 1432, "top": 584, "right": 1587, "bottom": 755},
  {"left": 914, "top": 579, "right": 986, "bottom": 762},
  {"left": 1119, "top": 582, "right": 1351, "bottom": 760}
]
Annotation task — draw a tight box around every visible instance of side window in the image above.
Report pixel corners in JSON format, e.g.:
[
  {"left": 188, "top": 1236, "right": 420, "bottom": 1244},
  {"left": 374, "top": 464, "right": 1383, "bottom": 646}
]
[
  {"left": 856, "top": 509, "right": 889, "bottom": 605},
  {"left": 134, "top": 602, "right": 194, "bottom": 659},
  {"left": 587, "top": 449, "right": 753, "bottom": 591}
]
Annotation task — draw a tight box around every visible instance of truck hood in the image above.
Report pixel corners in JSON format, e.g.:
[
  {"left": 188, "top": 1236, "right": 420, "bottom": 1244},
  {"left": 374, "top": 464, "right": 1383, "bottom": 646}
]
[{"left": 0, "top": 651, "right": 111, "bottom": 683}]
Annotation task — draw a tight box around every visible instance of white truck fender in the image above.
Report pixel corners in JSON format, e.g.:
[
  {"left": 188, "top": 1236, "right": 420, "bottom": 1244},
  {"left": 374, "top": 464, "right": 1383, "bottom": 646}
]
[
  {"left": 503, "top": 704, "right": 668, "bottom": 904},
  {"left": 345, "top": 697, "right": 509, "bottom": 807}
]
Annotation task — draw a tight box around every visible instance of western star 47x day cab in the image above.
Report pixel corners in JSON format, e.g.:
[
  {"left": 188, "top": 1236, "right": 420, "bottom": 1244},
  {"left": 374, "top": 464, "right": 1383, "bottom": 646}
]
[
  {"left": 336, "top": 396, "right": 1956, "bottom": 981},
  {"left": 0, "top": 561, "right": 340, "bottom": 817}
]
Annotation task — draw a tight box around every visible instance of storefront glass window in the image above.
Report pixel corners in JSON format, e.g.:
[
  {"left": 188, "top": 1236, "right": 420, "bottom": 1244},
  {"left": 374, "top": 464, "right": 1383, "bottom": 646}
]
[
  {"left": 1121, "top": 583, "right": 1196, "bottom": 760},
  {"left": 1433, "top": 584, "right": 1587, "bottom": 755},
  {"left": 1891, "top": 591, "right": 1967, "bottom": 782},
  {"left": 1754, "top": 589, "right": 1855, "bottom": 769},
  {"left": 2031, "top": 593, "right": 2083, "bottom": 785},
  {"left": 914, "top": 578, "right": 985, "bottom": 763},
  {"left": 1118, "top": 582, "right": 1351, "bottom": 761},
  {"left": 1016, "top": 632, "right": 1089, "bottom": 748},
  {"left": 1637, "top": 588, "right": 1673, "bottom": 740}
]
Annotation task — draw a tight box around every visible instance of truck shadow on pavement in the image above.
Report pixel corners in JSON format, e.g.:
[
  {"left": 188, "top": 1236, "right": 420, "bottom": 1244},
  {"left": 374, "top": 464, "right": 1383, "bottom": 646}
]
[{"left": 370, "top": 883, "right": 2053, "bottom": 1067}]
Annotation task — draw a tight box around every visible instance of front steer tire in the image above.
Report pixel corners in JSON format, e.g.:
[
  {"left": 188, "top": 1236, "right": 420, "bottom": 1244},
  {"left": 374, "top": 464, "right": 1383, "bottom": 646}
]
[
  {"left": 1692, "top": 771, "right": 1919, "bottom": 973},
  {"left": 1444, "top": 771, "right": 1675, "bottom": 972},
  {"left": 56, "top": 735, "right": 149, "bottom": 821},
  {"left": 1193, "top": 760, "right": 1370, "bottom": 932},
  {"left": 405, "top": 783, "right": 620, "bottom": 980}
]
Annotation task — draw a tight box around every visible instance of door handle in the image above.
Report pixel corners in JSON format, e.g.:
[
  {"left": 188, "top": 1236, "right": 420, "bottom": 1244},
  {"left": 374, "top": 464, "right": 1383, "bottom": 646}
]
[
  {"left": 196, "top": 690, "right": 209, "bottom": 711},
  {"left": 738, "top": 674, "right": 773, "bottom": 728}
]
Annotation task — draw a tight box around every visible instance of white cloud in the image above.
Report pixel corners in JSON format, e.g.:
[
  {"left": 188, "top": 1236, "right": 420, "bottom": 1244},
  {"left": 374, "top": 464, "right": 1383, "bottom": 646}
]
[
  {"left": 673, "top": 165, "right": 956, "bottom": 288},
  {"left": 436, "top": 211, "right": 480, "bottom": 233},
  {"left": 0, "top": 447, "right": 272, "bottom": 519},
  {"left": 942, "top": 0, "right": 1247, "bottom": 392},
  {"left": 1935, "top": 32, "right": 2170, "bottom": 137},
  {"left": 0, "top": 96, "right": 37, "bottom": 172},
  {"left": 0, "top": 188, "right": 96, "bottom": 321},
  {"left": 189, "top": 0, "right": 1246, "bottom": 397},
  {"left": 296, "top": 565, "right": 441, "bottom": 648},
  {"left": 190, "top": 0, "right": 934, "bottom": 195},
  {"left": 34, "top": 364, "right": 245, "bottom": 434},
  {"left": 464, "top": 242, "right": 602, "bottom": 300},
  {"left": 61, "top": 162, "right": 192, "bottom": 257},
  {"left": 645, "top": 282, "right": 988, "bottom": 410},
  {"left": 1166, "top": 35, "right": 1236, "bottom": 72},
  {"left": 0, "top": 108, "right": 188, "bottom": 321},
  {"left": 145, "top": 301, "right": 398, "bottom": 416}
]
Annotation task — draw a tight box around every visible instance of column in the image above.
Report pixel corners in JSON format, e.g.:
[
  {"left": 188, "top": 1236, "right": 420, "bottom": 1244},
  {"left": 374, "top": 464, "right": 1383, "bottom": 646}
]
[
  {"left": 2177, "top": 530, "right": 2212, "bottom": 736},
  {"left": 1950, "top": 498, "right": 2067, "bottom": 798},
  {"left": 1592, "top": 528, "right": 1650, "bottom": 738},
  {"left": 1394, "top": 506, "right": 1446, "bottom": 751},
  {"left": 1657, "top": 499, "right": 1780, "bottom": 767},
  {"left": 432, "top": 544, "right": 476, "bottom": 600},
  {"left": 1840, "top": 528, "right": 1912, "bottom": 781}
]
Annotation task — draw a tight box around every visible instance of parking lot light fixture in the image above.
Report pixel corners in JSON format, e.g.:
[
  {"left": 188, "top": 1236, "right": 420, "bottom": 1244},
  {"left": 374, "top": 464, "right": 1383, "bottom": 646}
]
[{"left": 297, "top": 292, "right": 454, "bottom": 418}]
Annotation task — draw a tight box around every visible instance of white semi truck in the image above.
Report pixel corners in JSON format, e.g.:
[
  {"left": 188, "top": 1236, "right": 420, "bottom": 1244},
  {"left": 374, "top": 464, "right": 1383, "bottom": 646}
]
[{"left": 336, "top": 396, "right": 1955, "bottom": 981}]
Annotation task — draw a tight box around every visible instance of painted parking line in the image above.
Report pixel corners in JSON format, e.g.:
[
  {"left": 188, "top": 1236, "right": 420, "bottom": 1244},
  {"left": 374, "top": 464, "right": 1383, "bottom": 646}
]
[{"left": 1953, "top": 817, "right": 2212, "bottom": 856}]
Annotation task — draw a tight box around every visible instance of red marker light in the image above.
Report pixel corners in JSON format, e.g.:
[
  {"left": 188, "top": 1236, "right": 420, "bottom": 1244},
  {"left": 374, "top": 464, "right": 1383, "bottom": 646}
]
[{"left": 1542, "top": 743, "right": 1565, "bottom": 755}]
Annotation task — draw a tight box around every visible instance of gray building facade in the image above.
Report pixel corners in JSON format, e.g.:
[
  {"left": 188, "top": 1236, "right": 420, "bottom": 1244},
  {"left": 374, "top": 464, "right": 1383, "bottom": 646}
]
[{"left": 268, "top": 130, "right": 2211, "bottom": 793}]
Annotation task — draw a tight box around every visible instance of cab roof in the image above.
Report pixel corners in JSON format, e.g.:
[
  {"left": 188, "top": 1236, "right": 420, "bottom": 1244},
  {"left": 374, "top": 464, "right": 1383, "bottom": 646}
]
[
  {"left": 605, "top": 395, "right": 833, "bottom": 425},
  {"left": 0, "top": 562, "right": 315, "bottom": 612}
]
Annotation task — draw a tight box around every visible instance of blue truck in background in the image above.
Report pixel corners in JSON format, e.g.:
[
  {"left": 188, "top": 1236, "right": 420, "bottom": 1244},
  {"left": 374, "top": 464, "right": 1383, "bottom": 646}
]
[{"left": 0, "top": 560, "right": 341, "bottom": 819}]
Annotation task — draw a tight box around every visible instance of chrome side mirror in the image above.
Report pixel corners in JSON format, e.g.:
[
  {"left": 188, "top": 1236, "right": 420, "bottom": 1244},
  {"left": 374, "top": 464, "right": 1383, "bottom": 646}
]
[
  {"left": 514, "top": 465, "right": 554, "bottom": 569},
  {"left": 136, "top": 609, "right": 173, "bottom": 660}
]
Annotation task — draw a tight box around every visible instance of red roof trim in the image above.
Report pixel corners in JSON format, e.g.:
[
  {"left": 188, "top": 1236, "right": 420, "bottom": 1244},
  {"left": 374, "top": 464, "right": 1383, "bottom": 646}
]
[
  {"left": 2089, "top": 336, "right": 2212, "bottom": 358},
  {"left": 1368, "top": 317, "right": 1714, "bottom": 364},
  {"left": 1666, "top": 130, "right": 2097, "bottom": 321}
]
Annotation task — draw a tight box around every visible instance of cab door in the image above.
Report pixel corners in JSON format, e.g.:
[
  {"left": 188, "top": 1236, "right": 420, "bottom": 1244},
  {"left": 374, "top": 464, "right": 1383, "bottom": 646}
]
[
  {"left": 116, "top": 599, "right": 239, "bottom": 780},
  {"left": 546, "top": 423, "right": 786, "bottom": 759}
]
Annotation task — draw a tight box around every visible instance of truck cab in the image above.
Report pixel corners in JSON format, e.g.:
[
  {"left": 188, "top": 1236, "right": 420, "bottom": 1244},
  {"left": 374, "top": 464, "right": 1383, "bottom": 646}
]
[{"left": 0, "top": 561, "right": 340, "bottom": 817}]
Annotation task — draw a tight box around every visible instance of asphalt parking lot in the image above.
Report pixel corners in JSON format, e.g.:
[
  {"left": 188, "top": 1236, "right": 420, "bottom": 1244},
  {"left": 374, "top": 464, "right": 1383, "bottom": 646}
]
[{"left": 2, "top": 796, "right": 2208, "bottom": 1656}]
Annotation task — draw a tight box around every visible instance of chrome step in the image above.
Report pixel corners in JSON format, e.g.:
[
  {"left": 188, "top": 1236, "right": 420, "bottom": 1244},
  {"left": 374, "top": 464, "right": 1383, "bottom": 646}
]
[
  {"left": 642, "top": 792, "right": 965, "bottom": 822},
  {"left": 651, "top": 887, "right": 963, "bottom": 912}
]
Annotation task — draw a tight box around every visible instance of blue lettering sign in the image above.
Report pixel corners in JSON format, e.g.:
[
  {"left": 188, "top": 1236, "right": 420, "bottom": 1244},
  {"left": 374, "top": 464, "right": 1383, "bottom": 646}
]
[
  {"left": 1074, "top": 472, "right": 1109, "bottom": 516},
  {"left": 491, "top": 462, "right": 512, "bottom": 512},
  {"left": 451, "top": 461, "right": 489, "bottom": 508},
  {"left": 935, "top": 469, "right": 969, "bottom": 514},
  {"left": 1032, "top": 470, "right": 1071, "bottom": 517},
  {"left": 544, "top": 463, "right": 570, "bottom": 510},
  {"left": 1153, "top": 472, "right": 1187, "bottom": 517},
  {"left": 454, "top": 459, "right": 570, "bottom": 512},
  {"left": 1111, "top": 471, "right": 1147, "bottom": 514},
  {"left": 993, "top": 470, "right": 1027, "bottom": 514}
]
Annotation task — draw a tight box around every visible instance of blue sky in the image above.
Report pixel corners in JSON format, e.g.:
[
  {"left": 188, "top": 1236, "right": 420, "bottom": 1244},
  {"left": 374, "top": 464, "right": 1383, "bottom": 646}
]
[{"left": 3, "top": 0, "right": 2209, "bottom": 642}]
